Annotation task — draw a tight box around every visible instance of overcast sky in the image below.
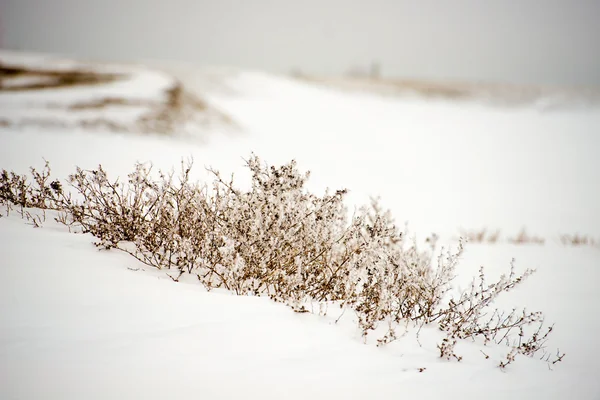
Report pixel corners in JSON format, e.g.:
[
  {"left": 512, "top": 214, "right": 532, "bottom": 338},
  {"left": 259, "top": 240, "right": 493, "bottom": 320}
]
[{"left": 2, "top": 0, "right": 599, "bottom": 86}]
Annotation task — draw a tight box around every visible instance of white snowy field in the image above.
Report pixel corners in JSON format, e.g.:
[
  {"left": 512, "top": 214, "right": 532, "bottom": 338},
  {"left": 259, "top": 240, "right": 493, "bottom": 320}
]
[
  {"left": 1, "top": 52, "right": 600, "bottom": 399},
  {"left": 1, "top": 210, "right": 598, "bottom": 399}
]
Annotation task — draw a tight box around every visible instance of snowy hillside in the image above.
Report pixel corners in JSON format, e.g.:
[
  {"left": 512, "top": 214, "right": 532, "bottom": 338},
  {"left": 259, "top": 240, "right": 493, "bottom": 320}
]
[
  {"left": 1, "top": 52, "right": 599, "bottom": 399},
  {"left": 0, "top": 51, "right": 233, "bottom": 136}
]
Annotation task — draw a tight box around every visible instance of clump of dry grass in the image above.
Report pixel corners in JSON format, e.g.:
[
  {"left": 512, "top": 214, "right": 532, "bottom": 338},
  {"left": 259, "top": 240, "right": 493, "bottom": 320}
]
[
  {"left": 457, "top": 227, "right": 543, "bottom": 245},
  {"left": 0, "top": 62, "right": 122, "bottom": 91},
  {"left": 296, "top": 74, "right": 600, "bottom": 108},
  {"left": 459, "top": 228, "right": 501, "bottom": 244},
  {"left": 560, "top": 234, "right": 599, "bottom": 248},
  {"left": 508, "top": 228, "right": 545, "bottom": 245},
  {"left": 458, "top": 227, "right": 600, "bottom": 250},
  {"left": 138, "top": 82, "right": 216, "bottom": 134},
  {"left": 67, "top": 97, "right": 141, "bottom": 110}
]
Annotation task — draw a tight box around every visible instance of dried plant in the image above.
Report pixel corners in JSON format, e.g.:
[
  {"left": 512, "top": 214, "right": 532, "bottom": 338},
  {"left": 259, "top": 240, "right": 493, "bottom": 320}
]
[
  {"left": 508, "top": 228, "right": 545, "bottom": 245},
  {"left": 459, "top": 228, "right": 501, "bottom": 244},
  {"left": 0, "top": 156, "right": 563, "bottom": 369},
  {"left": 560, "top": 233, "right": 599, "bottom": 248}
]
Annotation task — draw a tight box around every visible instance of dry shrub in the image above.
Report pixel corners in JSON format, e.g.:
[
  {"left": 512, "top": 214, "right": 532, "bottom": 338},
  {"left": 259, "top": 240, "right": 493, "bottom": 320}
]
[
  {"left": 0, "top": 157, "right": 564, "bottom": 369},
  {"left": 459, "top": 228, "right": 501, "bottom": 244},
  {"left": 560, "top": 233, "right": 598, "bottom": 247},
  {"left": 0, "top": 161, "right": 63, "bottom": 210},
  {"left": 508, "top": 228, "right": 545, "bottom": 245}
]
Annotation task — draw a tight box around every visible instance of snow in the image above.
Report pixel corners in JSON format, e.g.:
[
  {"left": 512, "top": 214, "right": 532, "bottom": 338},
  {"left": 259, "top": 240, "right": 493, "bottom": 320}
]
[
  {"left": 197, "top": 72, "right": 600, "bottom": 239},
  {"left": 1, "top": 53, "right": 600, "bottom": 399},
  {"left": 0, "top": 51, "right": 173, "bottom": 105},
  {"left": 3, "top": 68, "right": 598, "bottom": 237},
  {"left": 2, "top": 211, "right": 598, "bottom": 399},
  {"left": 0, "top": 51, "right": 175, "bottom": 132}
]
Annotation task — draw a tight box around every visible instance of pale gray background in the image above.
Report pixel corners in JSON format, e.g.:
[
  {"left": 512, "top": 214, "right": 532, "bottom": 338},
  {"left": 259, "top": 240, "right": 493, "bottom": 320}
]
[{"left": 1, "top": 0, "right": 599, "bottom": 86}]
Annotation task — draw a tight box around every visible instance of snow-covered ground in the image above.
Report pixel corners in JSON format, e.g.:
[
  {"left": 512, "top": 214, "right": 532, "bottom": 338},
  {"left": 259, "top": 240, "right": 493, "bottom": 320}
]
[
  {"left": 0, "top": 51, "right": 173, "bottom": 129},
  {"left": 1, "top": 52, "right": 599, "bottom": 399},
  {"left": 0, "top": 51, "right": 232, "bottom": 136}
]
